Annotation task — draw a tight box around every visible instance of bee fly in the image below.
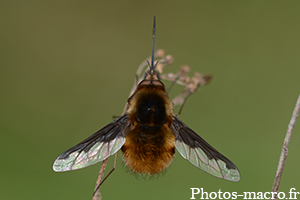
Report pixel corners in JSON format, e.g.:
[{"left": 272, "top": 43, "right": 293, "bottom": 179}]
[{"left": 53, "top": 17, "right": 240, "bottom": 184}]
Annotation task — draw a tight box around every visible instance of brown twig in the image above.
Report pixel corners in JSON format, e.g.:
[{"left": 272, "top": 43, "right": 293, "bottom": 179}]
[
  {"left": 271, "top": 94, "right": 300, "bottom": 200},
  {"left": 92, "top": 52, "right": 169, "bottom": 199},
  {"left": 92, "top": 50, "right": 210, "bottom": 199},
  {"left": 92, "top": 158, "right": 108, "bottom": 200}
]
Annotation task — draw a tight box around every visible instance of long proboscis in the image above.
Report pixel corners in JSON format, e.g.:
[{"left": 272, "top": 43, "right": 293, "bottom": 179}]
[{"left": 150, "top": 16, "right": 156, "bottom": 72}]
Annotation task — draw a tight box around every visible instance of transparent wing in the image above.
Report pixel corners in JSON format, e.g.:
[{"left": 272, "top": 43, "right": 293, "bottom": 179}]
[
  {"left": 171, "top": 117, "right": 240, "bottom": 182},
  {"left": 53, "top": 115, "right": 131, "bottom": 172}
]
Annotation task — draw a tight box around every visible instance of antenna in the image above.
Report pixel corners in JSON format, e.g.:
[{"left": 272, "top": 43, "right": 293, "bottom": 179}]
[{"left": 150, "top": 16, "right": 156, "bottom": 71}]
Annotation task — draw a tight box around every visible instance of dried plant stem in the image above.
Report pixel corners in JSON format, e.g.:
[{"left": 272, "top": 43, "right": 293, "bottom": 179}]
[
  {"left": 271, "top": 94, "right": 300, "bottom": 200},
  {"left": 92, "top": 158, "right": 108, "bottom": 200},
  {"left": 92, "top": 50, "right": 210, "bottom": 200}
]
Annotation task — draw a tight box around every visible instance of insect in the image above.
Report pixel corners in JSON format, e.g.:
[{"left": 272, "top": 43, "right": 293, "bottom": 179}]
[{"left": 53, "top": 17, "right": 240, "bottom": 185}]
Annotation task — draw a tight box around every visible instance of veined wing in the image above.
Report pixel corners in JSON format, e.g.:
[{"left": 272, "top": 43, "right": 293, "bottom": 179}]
[
  {"left": 171, "top": 117, "right": 240, "bottom": 182},
  {"left": 53, "top": 115, "right": 131, "bottom": 172}
]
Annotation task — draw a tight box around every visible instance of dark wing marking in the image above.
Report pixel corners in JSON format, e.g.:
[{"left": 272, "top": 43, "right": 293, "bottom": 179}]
[
  {"left": 53, "top": 115, "right": 131, "bottom": 172},
  {"left": 171, "top": 117, "right": 240, "bottom": 182}
]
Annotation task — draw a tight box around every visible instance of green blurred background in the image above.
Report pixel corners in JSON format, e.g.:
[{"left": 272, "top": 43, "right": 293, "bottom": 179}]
[{"left": 1, "top": 1, "right": 300, "bottom": 200}]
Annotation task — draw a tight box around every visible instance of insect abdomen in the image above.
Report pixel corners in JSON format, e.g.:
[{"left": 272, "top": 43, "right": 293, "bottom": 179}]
[{"left": 122, "top": 123, "right": 175, "bottom": 175}]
